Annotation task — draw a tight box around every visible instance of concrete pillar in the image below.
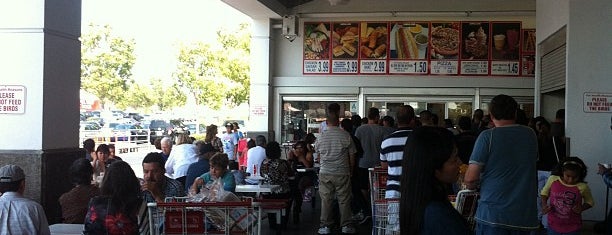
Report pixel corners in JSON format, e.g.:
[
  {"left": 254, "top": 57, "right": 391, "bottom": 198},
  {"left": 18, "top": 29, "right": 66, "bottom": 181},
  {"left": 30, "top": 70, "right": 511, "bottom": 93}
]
[
  {"left": 248, "top": 19, "right": 272, "bottom": 140},
  {"left": 0, "top": 0, "right": 83, "bottom": 223}
]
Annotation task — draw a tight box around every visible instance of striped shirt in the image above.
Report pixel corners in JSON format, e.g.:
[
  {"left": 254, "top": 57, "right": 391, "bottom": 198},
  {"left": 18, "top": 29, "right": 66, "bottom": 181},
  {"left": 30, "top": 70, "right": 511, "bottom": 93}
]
[
  {"left": 379, "top": 127, "right": 412, "bottom": 199},
  {"left": 315, "top": 126, "right": 356, "bottom": 175}
]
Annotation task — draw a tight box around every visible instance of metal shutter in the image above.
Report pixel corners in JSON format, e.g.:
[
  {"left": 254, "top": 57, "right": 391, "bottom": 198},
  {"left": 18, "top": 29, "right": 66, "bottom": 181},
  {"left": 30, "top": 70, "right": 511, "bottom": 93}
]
[{"left": 540, "top": 44, "right": 566, "bottom": 93}]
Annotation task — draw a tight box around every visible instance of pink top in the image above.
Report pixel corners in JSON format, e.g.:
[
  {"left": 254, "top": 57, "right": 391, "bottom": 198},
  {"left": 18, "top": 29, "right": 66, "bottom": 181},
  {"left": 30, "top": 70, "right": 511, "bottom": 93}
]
[{"left": 541, "top": 176, "right": 594, "bottom": 233}]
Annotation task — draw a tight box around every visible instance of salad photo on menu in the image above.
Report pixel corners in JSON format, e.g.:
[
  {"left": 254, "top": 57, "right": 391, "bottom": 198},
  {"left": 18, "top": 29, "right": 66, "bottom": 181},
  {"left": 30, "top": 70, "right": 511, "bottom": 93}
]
[{"left": 304, "top": 22, "right": 331, "bottom": 60}]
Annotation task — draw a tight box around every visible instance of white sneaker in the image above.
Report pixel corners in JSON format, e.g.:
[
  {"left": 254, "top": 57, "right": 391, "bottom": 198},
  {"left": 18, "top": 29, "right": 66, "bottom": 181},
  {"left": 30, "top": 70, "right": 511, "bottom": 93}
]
[
  {"left": 342, "top": 225, "right": 357, "bottom": 234},
  {"left": 318, "top": 226, "right": 331, "bottom": 234}
]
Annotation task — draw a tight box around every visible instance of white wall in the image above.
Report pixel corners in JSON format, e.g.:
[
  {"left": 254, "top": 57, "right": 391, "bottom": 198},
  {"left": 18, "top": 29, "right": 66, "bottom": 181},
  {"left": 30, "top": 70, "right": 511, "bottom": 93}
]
[
  {"left": 248, "top": 18, "right": 272, "bottom": 133},
  {"left": 566, "top": 0, "right": 612, "bottom": 221},
  {"left": 538, "top": 0, "right": 612, "bottom": 220}
]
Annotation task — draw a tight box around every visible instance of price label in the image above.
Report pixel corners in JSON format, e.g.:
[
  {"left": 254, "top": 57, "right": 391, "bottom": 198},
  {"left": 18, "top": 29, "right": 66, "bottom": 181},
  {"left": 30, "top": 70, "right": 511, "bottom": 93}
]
[
  {"left": 332, "top": 60, "right": 359, "bottom": 74},
  {"left": 360, "top": 60, "right": 387, "bottom": 74},
  {"left": 491, "top": 61, "right": 520, "bottom": 76},
  {"left": 430, "top": 60, "right": 458, "bottom": 75},
  {"left": 460, "top": 61, "right": 489, "bottom": 75},
  {"left": 304, "top": 60, "right": 330, "bottom": 74},
  {"left": 389, "top": 61, "right": 428, "bottom": 74}
]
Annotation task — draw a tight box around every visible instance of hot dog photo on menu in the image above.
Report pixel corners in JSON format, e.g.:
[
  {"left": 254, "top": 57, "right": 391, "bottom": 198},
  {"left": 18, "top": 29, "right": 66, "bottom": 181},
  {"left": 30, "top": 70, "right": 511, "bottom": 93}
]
[{"left": 389, "top": 22, "right": 429, "bottom": 60}]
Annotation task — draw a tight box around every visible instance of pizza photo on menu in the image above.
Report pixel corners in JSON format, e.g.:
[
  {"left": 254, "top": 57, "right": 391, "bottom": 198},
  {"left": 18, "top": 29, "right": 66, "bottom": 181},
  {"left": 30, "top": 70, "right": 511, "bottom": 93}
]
[{"left": 430, "top": 22, "right": 460, "bottom": 60}]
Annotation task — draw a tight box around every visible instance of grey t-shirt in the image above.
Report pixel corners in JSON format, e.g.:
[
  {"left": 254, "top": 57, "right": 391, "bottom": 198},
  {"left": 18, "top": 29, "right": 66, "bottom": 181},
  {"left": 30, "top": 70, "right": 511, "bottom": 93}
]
[{"left": 355, "top": 124, "right": 387, "bottom": 168}]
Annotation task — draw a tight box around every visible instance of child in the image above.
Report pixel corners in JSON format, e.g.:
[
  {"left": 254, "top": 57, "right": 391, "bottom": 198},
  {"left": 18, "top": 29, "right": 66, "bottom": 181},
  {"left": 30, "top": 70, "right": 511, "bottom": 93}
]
[{"left": 541, "top": 157, "right": 594, "bottom": 234}]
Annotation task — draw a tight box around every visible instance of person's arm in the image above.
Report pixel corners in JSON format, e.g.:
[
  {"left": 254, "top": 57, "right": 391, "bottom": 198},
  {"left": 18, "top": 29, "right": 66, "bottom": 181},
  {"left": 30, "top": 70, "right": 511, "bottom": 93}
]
[
  {"left": 598, "top": 164, "right": 612, "bottom": 188},
  {"left": 304, "top": 151, "right": 314, "bottom": 168},
  {"left": 540, "top": 176, "right": 555, "bottom": 214},
  {"left": 541, "top": 195, "right": 551, "bottom": 214},
  {"left": 224, "top": 172, "right": 236, "bottom": 193},
  {"left": 574, "top": 183, "right": 594, "bottom": 213},
  {"left": 165, "top": 152, "right": 175, "bottom": 175},
  {"left": 142, "top": 181, "right": 165, "bottom": 203},
  {"left": 463, "top": 164, "right": 481, "bottom": 190}
]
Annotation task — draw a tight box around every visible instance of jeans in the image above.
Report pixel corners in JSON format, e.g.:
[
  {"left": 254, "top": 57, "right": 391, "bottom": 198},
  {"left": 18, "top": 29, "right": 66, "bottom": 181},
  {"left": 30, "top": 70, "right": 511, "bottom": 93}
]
[{"left": 476, "top": 222, "right": 538, "bottom": 235}]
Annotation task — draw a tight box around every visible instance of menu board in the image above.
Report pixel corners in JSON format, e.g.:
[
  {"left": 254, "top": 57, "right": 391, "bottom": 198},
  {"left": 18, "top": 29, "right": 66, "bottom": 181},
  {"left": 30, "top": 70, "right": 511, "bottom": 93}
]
[
  {"left": 331, "top": 22, "right": 359, "bottom": 74},
  {"left": 521, "top": 29, "right": 536, "bottom": 76},
  {"left": 302, "top": 20, "right": 534, "bottom": 77},
  {"left": 358, "top": 22, "right": 388, "bottom": 74},
  {"left": 389, "top": 22, "right": 429, "bottom": 74},
  {"left": 429, "top": 22, "right": 460, "bottom": 75},
  {"left": 303, "top": 22, "right": 331, "bottom": 74},
  {"left": 490, "top": 22, "right": 521, "bottom": 76},
  {"left": 460, "top": 22, "right": 489, "bottom": 75}
]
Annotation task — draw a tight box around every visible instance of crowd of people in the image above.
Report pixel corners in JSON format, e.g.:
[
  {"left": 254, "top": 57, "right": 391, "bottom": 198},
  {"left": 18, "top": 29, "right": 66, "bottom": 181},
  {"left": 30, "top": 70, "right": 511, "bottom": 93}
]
[{"left": 0, "top": 95, "right": 610, "bottom": 235}]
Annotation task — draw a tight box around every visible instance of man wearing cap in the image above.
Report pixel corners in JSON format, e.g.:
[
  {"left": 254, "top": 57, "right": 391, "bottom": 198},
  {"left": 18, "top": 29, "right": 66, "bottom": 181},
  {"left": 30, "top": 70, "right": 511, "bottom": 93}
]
[
  {"left": 221, "top": 123, "right": 239, "bottom": 161},
  {"left": 0, "top": 164, "right": 50, "bottom": 235}
]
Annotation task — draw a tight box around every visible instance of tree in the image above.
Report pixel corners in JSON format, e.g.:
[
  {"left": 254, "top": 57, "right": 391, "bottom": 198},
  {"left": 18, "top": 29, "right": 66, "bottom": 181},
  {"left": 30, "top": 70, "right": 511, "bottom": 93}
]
[
  {"left": 150, "top": 78, "right": 186, "bottom": 111},
  {"left": 81, "top": 24, "right": 136, "bottom": 108},
  {"left": 174, "top": 23, "right": 250, "bottom": 110},
  {"left": 117, "top": 82, "right": 155, "bottom": 110}
]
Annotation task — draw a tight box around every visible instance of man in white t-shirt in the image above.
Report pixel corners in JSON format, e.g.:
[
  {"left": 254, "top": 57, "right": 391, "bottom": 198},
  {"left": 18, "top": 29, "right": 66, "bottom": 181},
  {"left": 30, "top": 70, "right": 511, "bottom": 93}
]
[
  {"left": 245, "top": 135, "right": 267, "bottom": 185},
  {"left": 221, "top": 123, "right": 239, "bottom": 161}
]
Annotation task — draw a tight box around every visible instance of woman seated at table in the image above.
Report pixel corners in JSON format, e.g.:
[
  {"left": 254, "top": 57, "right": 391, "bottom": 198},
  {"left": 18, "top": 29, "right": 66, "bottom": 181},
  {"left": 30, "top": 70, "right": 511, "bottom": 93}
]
[
  {"left": 261, "top": 141, "right": 293, "bottom": 229},
  {"left": 400, "top": 126, "right": 470, "bottom": 234},
  {"left": 59, "top": 158, "right": 100, "bottom": 224},
  {"left": 191, "top": 153, "right": 236, "bottom": 193},
  {"left": 84, "top": 161, "right": 142, "bottom": 235},
  {"left": 286, "top": 141, "right": 316, "bottom": 217}
]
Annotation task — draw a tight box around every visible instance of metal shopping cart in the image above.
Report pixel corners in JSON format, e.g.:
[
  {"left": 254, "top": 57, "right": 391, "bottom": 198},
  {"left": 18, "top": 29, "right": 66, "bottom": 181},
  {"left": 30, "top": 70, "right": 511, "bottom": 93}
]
[
  {"left": 146, "top": 197, "right": 258, "bottom": 235},
  {"left": 368, "top": 168, "right": 400, "bottom": 235},
  {"left": 453, "top": 189, "right": 479, "bottom": 230}
]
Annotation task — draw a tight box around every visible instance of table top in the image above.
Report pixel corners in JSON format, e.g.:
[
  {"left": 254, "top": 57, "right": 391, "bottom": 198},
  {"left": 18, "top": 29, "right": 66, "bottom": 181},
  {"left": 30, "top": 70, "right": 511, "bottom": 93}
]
[
  {"left": 236, "top": 184, "right": 280, "bottom": 193},
  {"left": 49, "top": 223, "right": 83, "bottom": 235},
  {"left": 246, "top": 175, "right": 266, "bottom": 181}
]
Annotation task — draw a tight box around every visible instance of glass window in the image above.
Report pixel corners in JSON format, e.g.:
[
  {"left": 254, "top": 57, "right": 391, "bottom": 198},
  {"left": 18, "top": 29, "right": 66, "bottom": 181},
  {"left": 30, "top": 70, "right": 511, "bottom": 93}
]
[
  {"left": 366, "top": 100, "right": 472, "bottom": 127},
  {"left": 281, "top": 100, "right": 354, "bottom": 143}
]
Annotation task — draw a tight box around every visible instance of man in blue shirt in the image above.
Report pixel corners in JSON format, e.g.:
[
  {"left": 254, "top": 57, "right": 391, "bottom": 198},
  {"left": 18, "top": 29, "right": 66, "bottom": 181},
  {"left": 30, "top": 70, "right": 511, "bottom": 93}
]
[{"left": 464, "top": 94, "right": 539, "bottom": 234}]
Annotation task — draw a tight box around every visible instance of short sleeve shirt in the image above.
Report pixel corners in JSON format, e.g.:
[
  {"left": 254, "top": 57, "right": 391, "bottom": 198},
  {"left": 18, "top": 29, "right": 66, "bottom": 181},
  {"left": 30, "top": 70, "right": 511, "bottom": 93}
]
[{"left": 315, "top": 126, "right": 356, "bottom": 175}]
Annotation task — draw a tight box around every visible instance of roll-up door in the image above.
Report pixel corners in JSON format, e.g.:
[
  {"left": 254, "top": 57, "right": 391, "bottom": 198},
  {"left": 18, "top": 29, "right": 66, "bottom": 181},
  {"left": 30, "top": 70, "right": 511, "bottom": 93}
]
[{"left": 540, "top": 44, "right": 566, "bottom": 93}]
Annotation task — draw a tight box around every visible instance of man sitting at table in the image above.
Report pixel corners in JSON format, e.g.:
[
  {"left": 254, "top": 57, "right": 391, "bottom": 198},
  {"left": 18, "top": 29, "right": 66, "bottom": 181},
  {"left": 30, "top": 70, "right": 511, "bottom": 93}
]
[
  {"left": 141, "top": 152, "right": 185, "bottom": 203},
  {"left": 0, "top": 164, "right": 50, "bottom": 235},
  {"left": 191, "top": 153, "right": 236, "bottom": 193}
]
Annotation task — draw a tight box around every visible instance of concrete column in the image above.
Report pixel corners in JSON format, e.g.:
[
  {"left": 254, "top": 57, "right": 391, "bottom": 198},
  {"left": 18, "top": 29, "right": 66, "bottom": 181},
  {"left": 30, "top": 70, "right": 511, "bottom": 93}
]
[
  {"left": 0, "top": 0, "right": 82, "bottom": 223},
  {"left": 248, "top": 19, "right": 272, "bottom": 140}
]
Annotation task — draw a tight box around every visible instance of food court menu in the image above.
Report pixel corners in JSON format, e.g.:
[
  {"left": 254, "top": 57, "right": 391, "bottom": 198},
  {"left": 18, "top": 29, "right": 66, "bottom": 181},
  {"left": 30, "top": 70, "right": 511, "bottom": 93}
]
[
  {"left": 389, "top": 22, "right": 429, "bottom": 75},
  {"left": 429, "top": 22, "right": 460, "bottom": 75},
  {"left": 460, "top": 22, "right": 490, "bottom": 75},
  {"left": 490, "top": 22, "right": 521, "bottom": 76},
  {"left": 359, "top": 22, "right": 388, "bottom": 74},
  {"left": 303, "top": 20, "right": 533, "bottom": 77},
  {"left": 303, "top": 22, "right": 331, "bottom": 74},
  {"left": 331, "top": 22, "right": 360, "bottom": 74}
]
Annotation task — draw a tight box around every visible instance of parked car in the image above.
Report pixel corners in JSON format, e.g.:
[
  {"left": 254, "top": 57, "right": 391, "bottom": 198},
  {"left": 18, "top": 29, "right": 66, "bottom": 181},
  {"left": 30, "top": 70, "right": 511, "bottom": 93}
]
[
  {"left": 148, "top": 120, "right": 172, "bottom": 145},
  {"left": 112, "top": 124, "right": 148, "bottom": 143}
]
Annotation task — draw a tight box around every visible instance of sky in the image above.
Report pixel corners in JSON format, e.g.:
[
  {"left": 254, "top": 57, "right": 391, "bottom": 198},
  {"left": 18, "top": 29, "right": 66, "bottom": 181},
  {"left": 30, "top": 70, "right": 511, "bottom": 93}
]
[{"left": 81, "top": 0, "right": 251, "bottom": 83}]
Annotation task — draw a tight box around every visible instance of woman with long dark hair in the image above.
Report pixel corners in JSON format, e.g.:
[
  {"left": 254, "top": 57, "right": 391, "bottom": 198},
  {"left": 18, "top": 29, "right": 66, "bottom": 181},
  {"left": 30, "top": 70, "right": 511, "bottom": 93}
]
[
  {"left": 399, "top": 126, "right": 469, "bottom": 234},
  {"left": 84, "top": 161, "right": 142, "bottom": 235}
]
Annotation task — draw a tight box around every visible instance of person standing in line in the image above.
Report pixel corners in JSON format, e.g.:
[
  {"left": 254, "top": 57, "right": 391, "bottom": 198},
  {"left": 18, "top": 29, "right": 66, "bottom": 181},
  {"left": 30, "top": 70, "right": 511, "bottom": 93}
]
[
  {"left": 221, "top": 123, "right": 239, "bottom": 161},
  {"left": 380, "top": 105, "right": 416, "bottom": 232},
  {"left": 316, "top": 103, "right": 357, "bottom": 235},
  {"left": 399, "top": 126, "right": 470, "bottom": 235},
  {"left": 0, "top": 164, "right": 50, "bottom": 235},
  {"left": 597, "top": 160, "right": 612, "bottom": 235},
  {"left": 541, "top": 157, "right": 593, "bottom": 235},
  {"left": 464, "top": 94, "right": 539, "bottom": 234},
  {"left": 354, "top": 107, "right": 387, "bottom": 220}
]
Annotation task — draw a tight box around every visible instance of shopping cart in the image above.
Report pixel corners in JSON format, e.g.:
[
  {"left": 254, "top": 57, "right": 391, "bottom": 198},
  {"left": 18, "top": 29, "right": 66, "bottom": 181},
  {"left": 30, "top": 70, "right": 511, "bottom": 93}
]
[
  {"left": 146, "top": 197, "right": 258, "bottom": 235},
  {"left": 454, "top": 189, "right": 479, "bottom": 230},
  {"left": 369, "top": 168, "right": 400, "bottom": 235}
]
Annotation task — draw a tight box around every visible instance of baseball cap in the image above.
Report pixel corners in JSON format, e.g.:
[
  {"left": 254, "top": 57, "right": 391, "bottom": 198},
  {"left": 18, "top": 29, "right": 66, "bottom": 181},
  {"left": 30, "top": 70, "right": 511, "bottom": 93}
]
[
  {"left": 225, "top": 123, "right": 233, "bottom": 127},
  {"left": 0, "top": 165, "right": 25, "bottom": 183}
]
